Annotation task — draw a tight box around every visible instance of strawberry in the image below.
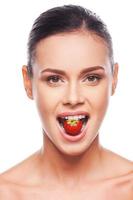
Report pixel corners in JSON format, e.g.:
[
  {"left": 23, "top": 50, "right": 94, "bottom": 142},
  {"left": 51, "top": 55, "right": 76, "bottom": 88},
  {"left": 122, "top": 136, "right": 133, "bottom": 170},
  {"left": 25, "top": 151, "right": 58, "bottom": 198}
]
[{"left": 63, "top": 119, "right": 83, "bottom": 135}]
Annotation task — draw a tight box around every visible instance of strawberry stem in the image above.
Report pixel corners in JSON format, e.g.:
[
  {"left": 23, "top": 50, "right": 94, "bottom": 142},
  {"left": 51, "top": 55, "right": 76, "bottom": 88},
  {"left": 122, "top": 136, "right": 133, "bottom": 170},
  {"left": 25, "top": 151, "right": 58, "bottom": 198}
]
[{"left": 67, "top": 119, "right": 78, "bottom": 126}]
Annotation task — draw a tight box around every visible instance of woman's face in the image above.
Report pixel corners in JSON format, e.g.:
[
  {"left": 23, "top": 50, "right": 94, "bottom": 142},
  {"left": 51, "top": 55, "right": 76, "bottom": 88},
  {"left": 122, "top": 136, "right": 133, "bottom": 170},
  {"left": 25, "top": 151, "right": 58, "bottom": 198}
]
[{"left": 22, "top": 31, "right": 118, "bottom": 156}]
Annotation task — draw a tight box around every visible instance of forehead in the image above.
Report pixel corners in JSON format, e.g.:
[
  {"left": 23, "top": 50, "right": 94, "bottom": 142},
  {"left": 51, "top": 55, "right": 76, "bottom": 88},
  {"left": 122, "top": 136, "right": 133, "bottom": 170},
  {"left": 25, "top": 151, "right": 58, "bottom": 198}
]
[{"left": 34, "top": 31, "right": 110, "bottom": 71}]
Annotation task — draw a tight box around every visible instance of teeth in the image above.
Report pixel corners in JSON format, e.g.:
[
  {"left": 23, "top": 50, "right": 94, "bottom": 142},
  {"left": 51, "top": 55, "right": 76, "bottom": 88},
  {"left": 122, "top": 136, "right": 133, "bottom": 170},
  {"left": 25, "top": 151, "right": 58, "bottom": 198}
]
[
  {"left": 63, "top": 115, "right": 86, "bottom": 120},
  {"left": 79, "top": 115, "right": 86, "bottom": 119}
]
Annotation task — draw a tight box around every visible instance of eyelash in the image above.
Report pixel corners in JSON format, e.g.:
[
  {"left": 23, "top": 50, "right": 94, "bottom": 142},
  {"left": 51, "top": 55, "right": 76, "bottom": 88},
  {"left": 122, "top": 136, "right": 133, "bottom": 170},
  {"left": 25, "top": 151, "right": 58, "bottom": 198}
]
[
  {"left": 85, "top": 75, "right": 102, "bottom": 83},
  {"left": 46, "top": 75, "right": 63, "bottom": 84},
  {"left": 45, "top": 74, "right": 102, "bottom": 85}
]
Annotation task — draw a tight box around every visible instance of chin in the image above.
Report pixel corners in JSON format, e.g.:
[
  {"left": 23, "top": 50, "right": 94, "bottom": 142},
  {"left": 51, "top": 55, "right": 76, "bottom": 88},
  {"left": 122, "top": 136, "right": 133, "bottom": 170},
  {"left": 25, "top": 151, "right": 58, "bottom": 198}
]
[{"left": 58, "top": 143, "right": 91, "bottom": 158}]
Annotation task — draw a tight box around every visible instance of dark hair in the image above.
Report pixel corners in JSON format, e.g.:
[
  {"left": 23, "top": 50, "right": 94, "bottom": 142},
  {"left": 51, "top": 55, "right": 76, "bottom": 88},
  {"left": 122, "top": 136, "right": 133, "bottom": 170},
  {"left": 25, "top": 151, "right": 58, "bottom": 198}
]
[{"left": 27, "top": 5, "right": 114, "bottom": 77}]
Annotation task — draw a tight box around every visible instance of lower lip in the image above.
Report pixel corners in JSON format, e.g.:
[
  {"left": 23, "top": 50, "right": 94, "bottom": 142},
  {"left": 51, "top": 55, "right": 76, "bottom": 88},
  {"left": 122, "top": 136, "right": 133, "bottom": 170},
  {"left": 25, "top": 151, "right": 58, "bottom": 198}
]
[{"left": 56, "top": 119, "right": 89, "bottom": 142}]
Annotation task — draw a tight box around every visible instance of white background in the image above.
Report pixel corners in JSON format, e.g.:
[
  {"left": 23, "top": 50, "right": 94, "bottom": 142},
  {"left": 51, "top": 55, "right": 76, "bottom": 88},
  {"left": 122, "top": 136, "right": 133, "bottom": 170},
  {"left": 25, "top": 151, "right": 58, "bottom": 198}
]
[{"left": 0, "top": 0, "right": 132, "bottom": 173}]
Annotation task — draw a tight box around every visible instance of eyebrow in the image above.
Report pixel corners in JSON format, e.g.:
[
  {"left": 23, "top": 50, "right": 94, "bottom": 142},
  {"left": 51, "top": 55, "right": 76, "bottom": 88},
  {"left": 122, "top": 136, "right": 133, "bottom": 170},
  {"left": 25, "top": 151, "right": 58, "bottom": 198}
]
[{"left": 40, "top": 66, "right": 105, "bottom": 76}]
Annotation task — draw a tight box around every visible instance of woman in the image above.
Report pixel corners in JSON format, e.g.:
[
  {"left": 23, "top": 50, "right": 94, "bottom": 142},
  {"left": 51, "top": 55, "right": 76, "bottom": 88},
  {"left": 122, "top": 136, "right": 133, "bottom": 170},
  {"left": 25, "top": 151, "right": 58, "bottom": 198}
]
[{"left": 0, "top": 5, "right": 132, "bottom": 199}]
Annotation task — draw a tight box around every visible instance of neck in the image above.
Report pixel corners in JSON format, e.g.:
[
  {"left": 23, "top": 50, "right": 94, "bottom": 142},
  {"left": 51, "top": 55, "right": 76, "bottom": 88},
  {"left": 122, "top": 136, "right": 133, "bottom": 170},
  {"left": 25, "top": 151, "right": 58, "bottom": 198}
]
[{"left": 38, "top": 133, "right": 103, "bottom": 186}]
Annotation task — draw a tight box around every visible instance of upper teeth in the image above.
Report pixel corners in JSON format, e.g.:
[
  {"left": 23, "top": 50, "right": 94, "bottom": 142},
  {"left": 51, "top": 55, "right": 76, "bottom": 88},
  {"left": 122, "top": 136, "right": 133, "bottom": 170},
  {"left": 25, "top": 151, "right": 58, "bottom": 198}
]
[{"left": 63, "top": 115, "right": 86, "bottom": 120}]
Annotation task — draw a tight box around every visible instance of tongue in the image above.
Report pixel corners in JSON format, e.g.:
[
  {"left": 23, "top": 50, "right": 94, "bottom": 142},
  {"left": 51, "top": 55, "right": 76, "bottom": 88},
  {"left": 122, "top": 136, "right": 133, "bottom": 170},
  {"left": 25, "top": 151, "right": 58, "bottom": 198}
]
[{"left": 63, "top": 119, "right": 83, "bottom": 136}]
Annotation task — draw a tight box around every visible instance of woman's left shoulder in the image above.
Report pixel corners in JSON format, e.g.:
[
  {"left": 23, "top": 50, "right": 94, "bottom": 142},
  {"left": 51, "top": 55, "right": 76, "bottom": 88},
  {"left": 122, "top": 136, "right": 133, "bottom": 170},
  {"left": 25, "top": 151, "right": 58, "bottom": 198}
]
[
  {"left": 102, "top": 148, "right": 133, "bottom": 198},
  {"left": 108, "top": 162, "right": 133, "bottom": 199},
  {"left": 113, "top": 169, "right": 133, "bottom": 199}
]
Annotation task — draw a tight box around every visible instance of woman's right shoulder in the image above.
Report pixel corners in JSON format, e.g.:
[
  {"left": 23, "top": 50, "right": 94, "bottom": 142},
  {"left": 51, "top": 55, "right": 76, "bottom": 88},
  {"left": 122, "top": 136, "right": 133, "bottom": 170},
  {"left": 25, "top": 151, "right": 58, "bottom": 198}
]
[
  {"left": 0, "top": 175, "right": 22, "bottom": 200},
  {"left": 0, "top": 175, "right": 9, "bottom": 190},
  {"left": 0, "top": 150, "right": 40, "bottom": 187},
  {"left": 0, "top": 176, "right": 13, "bottom": 199}
]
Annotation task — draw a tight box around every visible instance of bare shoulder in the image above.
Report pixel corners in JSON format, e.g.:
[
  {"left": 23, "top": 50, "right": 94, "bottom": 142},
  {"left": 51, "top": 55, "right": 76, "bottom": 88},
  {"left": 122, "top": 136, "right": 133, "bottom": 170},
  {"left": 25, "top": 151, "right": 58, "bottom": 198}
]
[
  {"left": 0, "top": 150, "right": 41, "bottom": 199},
  {"left": 0, "top": 176, "right": 17, "bottom": 199},
  {"left": 102, "top": 148, "right": 133, "bottom": 199},
  {"left": 0, "top": 169, "right": 20, "bottom": 199},
  {"left": 108, "top": 170, "right": 133, "bottom": 199},
  {"left": 0, "top": 150, "right": 41, "bottom": 187},
  {"left": 102, "top": 147, "right": 133, "bottom": 174}
]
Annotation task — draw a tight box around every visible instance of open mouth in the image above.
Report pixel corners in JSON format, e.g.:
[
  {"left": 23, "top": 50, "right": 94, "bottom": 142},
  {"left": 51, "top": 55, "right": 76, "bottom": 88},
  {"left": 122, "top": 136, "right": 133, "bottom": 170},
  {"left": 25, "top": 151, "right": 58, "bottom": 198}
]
[{"left": 57, "top": 115, "right": 89, "bottom": 136}]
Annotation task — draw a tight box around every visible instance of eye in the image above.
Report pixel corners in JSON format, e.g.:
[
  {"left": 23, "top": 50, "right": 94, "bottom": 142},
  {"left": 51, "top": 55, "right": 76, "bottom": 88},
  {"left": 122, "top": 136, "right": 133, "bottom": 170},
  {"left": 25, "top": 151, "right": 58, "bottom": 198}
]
[
  {"left": 46, "top": 75, "right": 63, "bottom": 84},
  {"left": 85, "top": 74, "right": 102, "bottom": 85}
]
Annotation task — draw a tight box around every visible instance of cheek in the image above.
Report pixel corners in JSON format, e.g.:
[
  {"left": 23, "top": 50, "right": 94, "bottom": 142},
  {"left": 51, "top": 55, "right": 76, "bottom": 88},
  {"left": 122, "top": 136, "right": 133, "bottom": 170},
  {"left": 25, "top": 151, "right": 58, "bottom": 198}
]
[
  {"left": 33, "top": 82, "right": 61, "bottom": 117},
  {"left": 89, "top": 83, "right": 111, "bottom": 117}
]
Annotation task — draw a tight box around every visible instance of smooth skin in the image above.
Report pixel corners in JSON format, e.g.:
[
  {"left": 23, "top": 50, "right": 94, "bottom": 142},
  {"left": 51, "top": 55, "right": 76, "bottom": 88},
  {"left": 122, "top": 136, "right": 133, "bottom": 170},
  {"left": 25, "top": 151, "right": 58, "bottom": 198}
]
[{"left": 0, "top": 31, "right": 133, "bottom": 199}]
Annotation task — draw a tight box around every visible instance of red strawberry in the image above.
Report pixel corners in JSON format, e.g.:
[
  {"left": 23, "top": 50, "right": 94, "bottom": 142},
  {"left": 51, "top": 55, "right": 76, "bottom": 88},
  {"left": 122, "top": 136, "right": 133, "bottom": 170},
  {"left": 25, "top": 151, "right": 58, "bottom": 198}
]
[{"left": 63, "top": 119, "right": 83, "bottom": 135}]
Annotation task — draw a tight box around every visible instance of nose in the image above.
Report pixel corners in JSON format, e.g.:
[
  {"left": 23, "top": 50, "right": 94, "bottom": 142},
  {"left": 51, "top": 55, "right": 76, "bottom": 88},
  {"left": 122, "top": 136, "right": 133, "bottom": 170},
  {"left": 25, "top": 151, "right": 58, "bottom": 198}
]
[{"left": 62, "top": 82, "right": 85, "bottom": 106}]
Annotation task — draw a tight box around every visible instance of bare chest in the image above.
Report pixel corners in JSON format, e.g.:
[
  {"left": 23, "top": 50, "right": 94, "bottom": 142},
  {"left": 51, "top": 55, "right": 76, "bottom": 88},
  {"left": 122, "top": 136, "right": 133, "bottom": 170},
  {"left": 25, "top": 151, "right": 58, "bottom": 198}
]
[
  {"left": 1, "top": 178, "right": 132, "bottom": 200},
  {"left": 1, "top": 184, "right": 131, "bottom": 200}
]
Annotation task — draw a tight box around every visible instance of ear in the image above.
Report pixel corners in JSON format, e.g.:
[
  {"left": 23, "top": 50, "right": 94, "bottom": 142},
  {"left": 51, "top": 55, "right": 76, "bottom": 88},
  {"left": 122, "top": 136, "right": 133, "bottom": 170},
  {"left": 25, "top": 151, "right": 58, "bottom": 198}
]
[
  {"left": 22, "top": 65, "right": 33, "bottom": 100},
  {"left": 111, "top": 63, "right": 119, "bottom": 96}
]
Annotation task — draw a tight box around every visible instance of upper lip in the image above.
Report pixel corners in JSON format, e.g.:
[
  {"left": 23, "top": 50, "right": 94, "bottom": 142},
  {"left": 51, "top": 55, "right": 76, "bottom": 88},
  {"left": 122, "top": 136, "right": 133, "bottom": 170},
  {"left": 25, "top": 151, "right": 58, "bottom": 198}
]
[{"left": 57, "top": 111, "right": 90, "bottom": 118}]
